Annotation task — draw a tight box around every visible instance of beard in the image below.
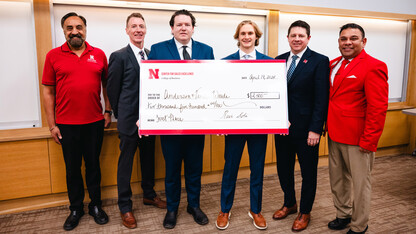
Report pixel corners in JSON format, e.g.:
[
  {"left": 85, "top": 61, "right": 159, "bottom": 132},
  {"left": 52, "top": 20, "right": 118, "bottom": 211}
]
[{"left": 68, "top": 34, "right": 84, "bottom": 48}]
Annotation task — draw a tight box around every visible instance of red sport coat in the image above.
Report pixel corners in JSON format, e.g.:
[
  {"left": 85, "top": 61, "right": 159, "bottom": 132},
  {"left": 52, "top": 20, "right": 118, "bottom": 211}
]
[{"left": 327, "top": 49, "right": 388, "bottom": 152}]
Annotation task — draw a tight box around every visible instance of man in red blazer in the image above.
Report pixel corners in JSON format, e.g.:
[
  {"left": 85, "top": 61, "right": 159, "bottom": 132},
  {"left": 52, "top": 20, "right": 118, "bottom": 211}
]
[{"left": 327, "top": 23, "right": 388, "bottom": 234}]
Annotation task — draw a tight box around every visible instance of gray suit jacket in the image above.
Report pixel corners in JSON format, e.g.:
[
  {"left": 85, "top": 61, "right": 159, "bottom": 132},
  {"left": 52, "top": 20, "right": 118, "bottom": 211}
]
[{"left": 107, "top": 45, "right": 149, "bottom": 135}]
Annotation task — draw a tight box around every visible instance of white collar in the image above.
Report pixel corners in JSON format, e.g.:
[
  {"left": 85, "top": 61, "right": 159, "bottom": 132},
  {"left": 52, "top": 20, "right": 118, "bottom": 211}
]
[
  {"left": 129, "top": 42, "right": 145, "bottom": 55},
  {"left": 289, "top": 47, "right": 307, "bottom": 60},
  {"left": 340, "top": 57, "right": 353, "bottom": 64},
  {"left": 239, "top": 49, "right": 256, "bottom": 59},
  {"left": 174, "top": 38, "right": 192, "bottom": 51}
]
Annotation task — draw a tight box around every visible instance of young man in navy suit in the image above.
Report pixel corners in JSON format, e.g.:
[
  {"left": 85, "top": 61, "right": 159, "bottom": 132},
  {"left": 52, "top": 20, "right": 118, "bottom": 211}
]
[
  {"left": 148, "top": 9, "right": 214, "bottom": 229},
  {"left": 272, "top": 20, "right": 329, "bottom": 231},
  {"left": 215, "top": 20, "right": 272, "bottom": 231},
  {"left": 107, "top": 13, "right": 166, "bottom": 229}
]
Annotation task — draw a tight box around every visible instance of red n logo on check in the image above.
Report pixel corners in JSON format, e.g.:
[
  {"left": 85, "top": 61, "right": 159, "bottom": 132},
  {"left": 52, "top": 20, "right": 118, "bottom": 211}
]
[{"left": 149, "top": 69, "right": 159, "bottom": 79}]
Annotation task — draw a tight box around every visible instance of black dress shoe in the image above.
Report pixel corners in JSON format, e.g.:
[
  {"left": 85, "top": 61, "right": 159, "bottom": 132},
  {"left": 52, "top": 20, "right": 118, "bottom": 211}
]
[
  {"left": 347, "top": 226, "right": 368, "bottom": 234},
  {"left": 187, "top": 205, "right": 209, "bottom": 225},
  {"left": 328, "top": 217, "right": 351, "bottom": 230},
  {"left": 63, "top": 210, "right": 84, "bottom": 231},
  {"left": 88, "top": 206, "right": 109, "bottom": 225},
  {"left": 163, "top": 210, "right": 178, "bottom": 229}
]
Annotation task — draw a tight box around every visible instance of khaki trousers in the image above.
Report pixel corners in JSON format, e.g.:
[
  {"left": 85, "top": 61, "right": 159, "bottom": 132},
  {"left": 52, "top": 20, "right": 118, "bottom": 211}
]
[{"left": 328, "top": 138, "right": 374, "bottom": 232}]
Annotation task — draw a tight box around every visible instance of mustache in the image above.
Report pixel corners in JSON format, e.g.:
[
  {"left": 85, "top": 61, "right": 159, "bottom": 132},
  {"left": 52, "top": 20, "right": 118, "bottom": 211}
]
[{"left": 69, "top": 34, "right": 82, "bottom": 39}]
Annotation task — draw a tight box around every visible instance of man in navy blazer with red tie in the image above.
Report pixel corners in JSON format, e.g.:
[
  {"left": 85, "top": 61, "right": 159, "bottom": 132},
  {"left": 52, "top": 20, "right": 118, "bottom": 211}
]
[
  {"left": 272, "top": 20, "right": 329, "bottom": 231},
  {"left": 148, "top": 9, "right": 214, "bottom": 229}
]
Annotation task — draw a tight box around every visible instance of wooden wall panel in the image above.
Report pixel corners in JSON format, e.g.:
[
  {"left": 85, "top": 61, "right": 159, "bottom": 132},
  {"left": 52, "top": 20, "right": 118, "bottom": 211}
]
[
  {"left": 0, "top": 139, "right": 50, "bottom": 200},
  {"left": 33, "top": 0, "right": 53, "bottom": 127},
  {"left": 319, "top": 135, "right": 328, "bottom": 156},
  {"left": 270, "top": 134, "right": 277, "bottom": 163},
  {"left": 378, "top": 110, "right": 410, "bottom": 147},
  {"left": 99, "top": 133, "right": 119, "bottom": 186},
  {"left": 406, "top": 20, "right": 416, "bottom": 153},
  {"left": 267, "top": 10, "right": 279, "bottom": 58},
  {"left": 48, "top": 139, "right": 65, "bottom": 193},
  {"left": 211, "top": 135, "right": 225, "bottom": 171},
  {"left": 50, "top": 133, "right": 138, "bottom": 193},
  {"left": 265, "top": 134, "right": 275, "bottom": 163},
  {"left": 100, "top": 132, "right": 140, "bottom": 187}
]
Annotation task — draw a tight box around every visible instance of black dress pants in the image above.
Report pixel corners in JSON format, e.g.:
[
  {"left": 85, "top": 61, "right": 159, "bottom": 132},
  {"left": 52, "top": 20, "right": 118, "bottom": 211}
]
[
  {"left": 117, "top": 133, "right": 156, "bottom": 213},
  {"left": 275, "top": 134, "right": 319, "bottom": 214},
  {"left": 58, "top": 119, "right": 104, "bottom": 212}
]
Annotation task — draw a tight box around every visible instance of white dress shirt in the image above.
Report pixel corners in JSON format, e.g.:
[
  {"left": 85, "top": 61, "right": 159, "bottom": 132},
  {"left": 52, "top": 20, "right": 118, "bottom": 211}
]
[
  {"left": 174, "top": 38, "right": 192, "bottom": 60},
  {"left": 286, "top": 47, "right": 307, "bottom": 72},
  {"left": 330, "top": 57, "right": 353, "bottom": 84},
  {"left": 129, "top": 42, "right": 147, "bottom": 63},
  {"left": 239, "top": 49, "right": 256, "bottom": 60}
]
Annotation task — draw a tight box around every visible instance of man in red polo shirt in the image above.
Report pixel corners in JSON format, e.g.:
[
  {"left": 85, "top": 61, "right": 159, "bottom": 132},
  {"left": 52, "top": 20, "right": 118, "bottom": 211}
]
[{"left": 42, "top": 12, "right": 111, "bottom": 231}]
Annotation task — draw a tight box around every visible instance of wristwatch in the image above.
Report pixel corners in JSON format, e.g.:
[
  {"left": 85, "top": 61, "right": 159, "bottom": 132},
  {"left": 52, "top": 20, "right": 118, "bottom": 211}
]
[{"left": 104, "top": 110, "right": 113, "bottom": 115}]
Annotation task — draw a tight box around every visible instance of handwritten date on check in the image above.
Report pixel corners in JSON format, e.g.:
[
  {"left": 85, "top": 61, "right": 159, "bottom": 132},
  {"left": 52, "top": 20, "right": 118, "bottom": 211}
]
[{"left": 139, "top": 60, "right": 288, "bottom": 135}]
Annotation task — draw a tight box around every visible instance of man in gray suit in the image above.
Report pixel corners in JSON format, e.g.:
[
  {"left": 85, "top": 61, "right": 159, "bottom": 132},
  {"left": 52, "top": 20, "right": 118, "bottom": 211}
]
[{"left": 107, "top": 12, "right": 166, "bottom": 229}]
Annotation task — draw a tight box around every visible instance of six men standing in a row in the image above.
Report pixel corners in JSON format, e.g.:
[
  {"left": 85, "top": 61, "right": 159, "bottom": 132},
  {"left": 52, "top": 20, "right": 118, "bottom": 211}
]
[{"left": 42, "top": 9, "right": 388, "bottom": 234}]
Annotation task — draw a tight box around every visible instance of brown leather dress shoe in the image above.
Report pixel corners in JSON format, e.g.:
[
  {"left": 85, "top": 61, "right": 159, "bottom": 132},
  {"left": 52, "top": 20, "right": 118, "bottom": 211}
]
[
  {"left": 273, "top": 204, "right": 297, "bottom": 220},
  {"left": 216, "top": 211, "right": 231, "bottom": 230},
  {"left": 120, "top": 211, "right": 137, "bottom": 229},
  {"left": 248, "top": 210, "right": 267, "bottom": 230},
  {"left": 143, "top": 196, "right": 167, "bottom": 209},
  {"left": 292, "top": 213, "right": 311, "bottom": 231}
]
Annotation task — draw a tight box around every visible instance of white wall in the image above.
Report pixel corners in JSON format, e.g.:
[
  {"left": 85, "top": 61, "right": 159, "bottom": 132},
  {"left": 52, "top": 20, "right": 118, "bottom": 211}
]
[
  {"left": 278, "top": 13, "right": 408, "bottom": 101},
  {"left": 52, "top": 5, "right": 267, "bottom": 61}
]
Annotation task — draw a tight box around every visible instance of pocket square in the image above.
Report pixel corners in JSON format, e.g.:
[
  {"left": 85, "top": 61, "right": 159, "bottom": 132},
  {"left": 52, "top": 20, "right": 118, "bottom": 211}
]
[{"left": 346, "top": 75, "right": 357, "bottom": 78}]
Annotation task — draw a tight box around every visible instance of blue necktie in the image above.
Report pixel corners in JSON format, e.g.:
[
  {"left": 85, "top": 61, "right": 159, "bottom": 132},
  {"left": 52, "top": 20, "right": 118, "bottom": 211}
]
[
  {"left": 243, "top": 54, "right": 250, "bottom": 60},
  {"left": 287, "top": 55, "right": 298, "bottom": 81}
]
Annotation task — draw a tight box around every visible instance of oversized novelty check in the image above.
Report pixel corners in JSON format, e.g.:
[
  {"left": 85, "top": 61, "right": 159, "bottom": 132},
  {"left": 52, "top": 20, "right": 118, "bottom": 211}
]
[{"left": 138, "top": 60, "right": 288, "bottom": 135}]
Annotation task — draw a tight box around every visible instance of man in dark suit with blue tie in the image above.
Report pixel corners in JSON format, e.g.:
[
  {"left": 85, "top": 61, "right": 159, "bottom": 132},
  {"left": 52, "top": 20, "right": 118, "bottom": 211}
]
[
  {"left": 107, "top": 13, "right": 166, "bottom": 229},
  {"left": 272, "top": 20, "right": 329, "bottom": 231},
  {"left": 148, "top": 9, "right": 214, "bottom": 229},
  {"left": 215, "top": 20, "right": 272, "bottom": 231}
]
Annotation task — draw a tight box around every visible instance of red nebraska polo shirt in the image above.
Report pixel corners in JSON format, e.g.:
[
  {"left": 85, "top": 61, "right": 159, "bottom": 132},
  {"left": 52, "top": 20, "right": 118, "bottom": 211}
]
[{"left": 42, "top": 42, "right": 108, "bottom": 125}]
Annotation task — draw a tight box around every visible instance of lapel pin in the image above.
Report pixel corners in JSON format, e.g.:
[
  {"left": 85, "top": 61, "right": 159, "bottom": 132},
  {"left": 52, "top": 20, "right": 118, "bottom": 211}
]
[{"left": 303, "top": 59, "right": 308, "bottom": 63}]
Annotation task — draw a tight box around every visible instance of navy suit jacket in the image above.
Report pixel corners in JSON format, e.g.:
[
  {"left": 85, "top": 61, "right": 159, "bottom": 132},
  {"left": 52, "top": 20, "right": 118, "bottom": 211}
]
[
  {"left": 107, "top": 45, "right": 150, "bottom": 135},
  {"left": 276, "top": 47, "right": 329, "bottom": 138},
  {"left": 148, "top": 38, "right": 214, "bottom": 60},
  {"left": 222, "top": 50, "right": 273, "bottom": 60}
]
